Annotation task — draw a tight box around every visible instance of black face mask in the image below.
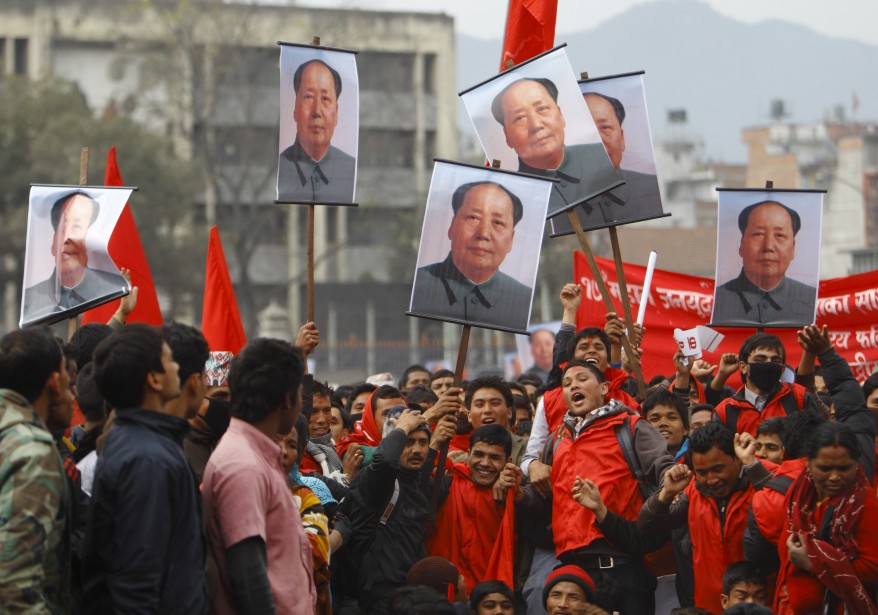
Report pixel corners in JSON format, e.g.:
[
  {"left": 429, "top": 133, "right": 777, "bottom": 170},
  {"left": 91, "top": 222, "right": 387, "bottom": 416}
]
[{"left": 747, "top": 362, "right": 783, "bottom": 392}]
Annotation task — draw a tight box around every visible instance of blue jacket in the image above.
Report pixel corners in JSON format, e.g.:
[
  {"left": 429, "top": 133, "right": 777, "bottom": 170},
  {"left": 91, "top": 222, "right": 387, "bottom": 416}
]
[{"left": 82, "top": 408, "right": 207, "bottom": 614}]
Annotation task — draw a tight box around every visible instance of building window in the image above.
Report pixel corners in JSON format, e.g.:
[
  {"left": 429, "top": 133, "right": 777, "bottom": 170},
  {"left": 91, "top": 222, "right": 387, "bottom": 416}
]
[
  {"left": 422, "top": 53, "right": 436, "bottom": 94},
  {"left": 360, "top": 129, "right": 415, "bottom": 168},
  {"left": 423, "top": 130, "right": 436, "bottom": 168},
  {"left": 358, "top": 52, "right": 413, "bottom": 92},
  {"left": 14, "top": 38, "right": 27, "bottom": 76}
]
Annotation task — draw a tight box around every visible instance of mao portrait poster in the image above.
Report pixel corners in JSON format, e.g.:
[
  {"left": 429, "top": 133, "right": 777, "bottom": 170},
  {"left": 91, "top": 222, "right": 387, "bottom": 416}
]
[
  {"left": 276, "top": 42, "right": 359, "bottom": 206},
  {"left": 711, "top": 189, "right": 824, "bottom": 328},
  {"left": 408, "top": 160, "right": 553, "bottom": 334},
  {"left": 459, "top": 45, "right": 621, "bottom": 219},
  {"left": 551, "top": 71, "right": 668, "bottom": 236},
  {"left": 21, "top": 185, "right": 132, "bottom": 328}
]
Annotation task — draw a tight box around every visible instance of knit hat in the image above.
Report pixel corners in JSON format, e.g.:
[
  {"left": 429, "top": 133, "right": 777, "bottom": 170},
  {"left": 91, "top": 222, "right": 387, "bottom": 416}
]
[
  {"left": 406, "top": 556, "right": 460, "bottom": 602},
  {"left": 204, "top": 351, "right": 233, "bottom": 387},
  {"left": 543, "top": 564, "right": 596, "bottom": 607}
]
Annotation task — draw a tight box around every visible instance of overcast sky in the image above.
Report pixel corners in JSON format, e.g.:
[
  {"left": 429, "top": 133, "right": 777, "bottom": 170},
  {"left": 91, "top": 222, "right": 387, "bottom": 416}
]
[{"left": 298, "top": 0, "right": 878, "bottom": 46}]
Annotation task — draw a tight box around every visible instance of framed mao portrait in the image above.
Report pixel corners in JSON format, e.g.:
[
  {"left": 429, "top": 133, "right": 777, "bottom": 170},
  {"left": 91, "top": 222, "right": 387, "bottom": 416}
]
[
  {"left": 276, "top": 42, "right": 359, "bottom": 206},
  {"left": 408, "top": 160, "right": 553, "bottom": 334},
  {"left": 21, "top": 185, "right": 132, "bottom": 328},
  {"left": 710, "top": 188, "right": 824, "bottom": 328},
  {"left": 551, "top": 71, "right": 670, "bottom": 236},
  {"left": 460, "top": 45, "right": 621, "bottom": 220}
]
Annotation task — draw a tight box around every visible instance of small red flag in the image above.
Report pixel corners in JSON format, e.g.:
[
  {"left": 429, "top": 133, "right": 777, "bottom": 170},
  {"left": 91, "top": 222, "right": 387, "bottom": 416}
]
[
  {"left": 201, "top": 226, "right": 246, "bottom": 354},
  {"left": 499, "top": 0, "right": 559, "bottom": 71},
  {"left": 81, "top": 147, "right": 163, "bottom": 326}
]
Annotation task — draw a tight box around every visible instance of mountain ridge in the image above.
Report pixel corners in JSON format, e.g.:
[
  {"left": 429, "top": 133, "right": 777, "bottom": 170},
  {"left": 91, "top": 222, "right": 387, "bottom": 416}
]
[{"left": 456, "top": 0, "right": 877, "bottom": 162}]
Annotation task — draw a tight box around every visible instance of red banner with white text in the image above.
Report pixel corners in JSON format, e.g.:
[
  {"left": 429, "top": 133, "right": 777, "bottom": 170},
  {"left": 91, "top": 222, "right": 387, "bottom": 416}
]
[{"left": 574, "top": 253, "right": 878, "bottom": 385}]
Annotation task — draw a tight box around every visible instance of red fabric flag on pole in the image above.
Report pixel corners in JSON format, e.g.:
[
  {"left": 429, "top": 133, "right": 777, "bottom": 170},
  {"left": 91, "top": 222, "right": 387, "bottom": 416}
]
[
  {"left": 81, "top": 147, "right": 163, "bottom": 326},
  {"left": 500, "top": 0, "right": 559, "bottom": 70},
  {"left": 202, "top": 225, "right": 246, "bottom": 354}
]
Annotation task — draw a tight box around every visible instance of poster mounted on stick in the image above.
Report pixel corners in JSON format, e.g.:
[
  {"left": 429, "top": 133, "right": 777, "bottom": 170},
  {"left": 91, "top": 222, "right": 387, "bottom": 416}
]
[
  {"left": 21, "top": 185, "right": 132, "bottom": 328},
  {"left": 408, "top": 159, "right": 553, "bottom": 334},
  {"left": 551, "top": 71, "right": 669, "bottom": 236},
  {"left": 460, "top": 45, "right": 621, "bottom": 219},
  {"left": 276, "top": 41, "right": 359, "bottom": 206},
  {"left": 711, "top": 189, "right": 823, "bottom": 328}
]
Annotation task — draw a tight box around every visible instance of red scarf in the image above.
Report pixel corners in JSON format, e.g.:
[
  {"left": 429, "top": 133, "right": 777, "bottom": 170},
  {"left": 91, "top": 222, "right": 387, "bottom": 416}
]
[
  {"left": 336, "top": 390, "right": 394, "bottom": 459},
  {"left": 427, "top": 463, "right": 516, "bottom": 593},
  {"left": 786, "top": 467, "right": 878, "bottom": 615}
]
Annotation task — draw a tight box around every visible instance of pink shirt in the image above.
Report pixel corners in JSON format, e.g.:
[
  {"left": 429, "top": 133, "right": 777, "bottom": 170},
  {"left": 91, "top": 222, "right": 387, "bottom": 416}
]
[{"left": 202, "top": 418, "right": 316, "bottom": 614}]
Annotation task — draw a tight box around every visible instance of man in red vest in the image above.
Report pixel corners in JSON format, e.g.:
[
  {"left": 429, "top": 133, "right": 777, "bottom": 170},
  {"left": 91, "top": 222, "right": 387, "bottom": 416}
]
[
  {"left": 522, "top": 283, "right": 640, "bottom": 496},
  {"left": 713, "top": 332, "right": 817, "bottom": 436},
  {"left": 428, "top": 425, "right": 519, "bottom": 593},
  {"left": 518, "top": 361, "right": 673, "bottom": 614},
  {"left": 637, "top": 422, "right": 770, "bottom": 614}
]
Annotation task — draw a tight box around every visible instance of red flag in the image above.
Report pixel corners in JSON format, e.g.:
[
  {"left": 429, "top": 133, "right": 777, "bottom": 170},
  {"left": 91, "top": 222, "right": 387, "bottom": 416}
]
[
  {"left": 202, "top": 225, "right": 246, "bottom": 354},
  {"left": 81, "top": 147, "right": 163, "bottom": 325},
  {"left": 500, "top": 0, "right": 558, "bottom": 71}
]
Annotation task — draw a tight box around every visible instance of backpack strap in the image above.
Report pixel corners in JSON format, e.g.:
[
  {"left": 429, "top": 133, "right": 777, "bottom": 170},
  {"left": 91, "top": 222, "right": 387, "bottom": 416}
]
[
  {"left": 541, "top": 424, "right": 567, "bottom": 466},
  {"left": 614, "top": 415, "right": 656, "bottom": 500},
  {"left": 765, "top": 474, "right": 794, "bottom": 495},
  {"left": 779, "top": 386, "right": 802, "bottom": 416},
  {"left": 724, "top": 406, "right": 741, "bottom": 435}
]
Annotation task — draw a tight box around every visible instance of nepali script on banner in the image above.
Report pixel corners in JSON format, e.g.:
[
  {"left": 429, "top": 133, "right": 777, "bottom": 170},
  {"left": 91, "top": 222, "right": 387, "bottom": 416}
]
[{"left": 573, "top": 252, "right": 878, "bottom": 384}]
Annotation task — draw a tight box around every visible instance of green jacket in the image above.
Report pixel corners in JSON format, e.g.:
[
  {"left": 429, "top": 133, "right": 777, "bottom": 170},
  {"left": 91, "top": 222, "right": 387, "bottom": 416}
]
[{"left": 0, "top": 389, "right": 71, "bottom": 614}]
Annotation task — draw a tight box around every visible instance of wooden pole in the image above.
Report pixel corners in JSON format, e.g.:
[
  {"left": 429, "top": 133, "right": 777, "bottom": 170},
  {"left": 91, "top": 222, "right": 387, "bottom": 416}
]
[
  {"left": 566, "top": 210, "right": 645, "bottom": 397},
  {"left": 306, "top": 205, "right": 315, "bottom": 323},
  {"left": 67, "top": 147, "right": 90, "bottom": 341},
  {"left": 304, "top": 35, "right": 321, "bottom": 325},
  {"left": 428, "top": 324, "right": 470, "bottom": 522},
  {"left": 753, "top": 182, "right": 773, "bottom": 335},
  {"left": 608, "top": 226, "right": 646, "bottom": 398},
  {"left": 79, "top": 147, "right": 89, "bottom": 185}
]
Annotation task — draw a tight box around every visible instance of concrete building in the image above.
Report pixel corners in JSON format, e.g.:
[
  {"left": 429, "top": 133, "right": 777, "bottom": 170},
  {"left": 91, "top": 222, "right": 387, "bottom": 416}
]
[
  {"left": 599, "top": 110, "right": 746, "bottom": 277},
  {"left": 1, "top": 0, "right": 461, "bottom": 381},
  {"left": 742, "top": 110, "right": 878, "bottom": 277}
]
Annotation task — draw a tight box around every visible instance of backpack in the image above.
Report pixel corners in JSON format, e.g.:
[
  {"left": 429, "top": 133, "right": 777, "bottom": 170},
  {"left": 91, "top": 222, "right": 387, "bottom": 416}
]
[{"left": 543, "top": 413, "right": 657, "bottom": 500}]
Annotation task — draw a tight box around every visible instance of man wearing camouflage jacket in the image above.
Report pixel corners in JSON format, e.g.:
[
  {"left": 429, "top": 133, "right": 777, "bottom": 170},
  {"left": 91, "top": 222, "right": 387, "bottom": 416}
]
[{"left": 0, "top": 327, "right": 74, "bottom": 614}]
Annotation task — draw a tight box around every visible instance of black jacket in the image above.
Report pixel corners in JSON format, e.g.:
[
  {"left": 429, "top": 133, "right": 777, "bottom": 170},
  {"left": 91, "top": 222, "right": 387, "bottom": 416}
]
[
  {"left": 336, "top": 428, "right": 436, "bottom": 605},
  {"left": 82, "top": 408, "right": 208, "bottom": 614}
]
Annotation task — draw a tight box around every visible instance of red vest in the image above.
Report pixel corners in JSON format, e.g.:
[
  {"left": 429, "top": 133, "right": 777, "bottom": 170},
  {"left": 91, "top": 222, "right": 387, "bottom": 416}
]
[
  {"left": 686, "top": 480, "right": 754, "bottom": 615},
  {"left": 427, "top": 463, "right": 515, "bottom": 593},
  {"left": 551, "top": 411, "right": 645, "bottom": 556},
  {"left": 714, "top": 383, "right": 807, "bottom": 437},
  {"left": 544, "top": 367, "right": 641, "bottom": 431},
  {"left": 751, "top": 458, "right": 805, "bottom": 545}
]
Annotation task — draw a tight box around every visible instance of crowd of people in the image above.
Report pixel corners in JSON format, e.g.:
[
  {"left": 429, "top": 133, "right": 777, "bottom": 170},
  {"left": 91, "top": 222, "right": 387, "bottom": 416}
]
[{"left": 1, "top": 280, "right": 877, "bottom": 615}]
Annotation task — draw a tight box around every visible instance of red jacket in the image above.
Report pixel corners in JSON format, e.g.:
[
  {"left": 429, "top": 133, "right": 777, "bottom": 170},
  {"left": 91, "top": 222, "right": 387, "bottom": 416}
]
[
  {"left": 775, "top": 488, "right": 878, "bottom": 615},
  {"left": 714, "top": 383, "right": 809, "bottom": 437},
  {"left": 544, "top": 366, "right": 640, "bottom": 432},
  {"left": 551, "top": 408, "right": 645, "bottom": 557},
  {"left": 427, "top": 463, "right": 515, "bottom": 593},
  {"left": 751, "top": 458, "right": 805, "bottom": 545},
  {"left": 686, "top": 479, "right": 754, "bottom": 615}
]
